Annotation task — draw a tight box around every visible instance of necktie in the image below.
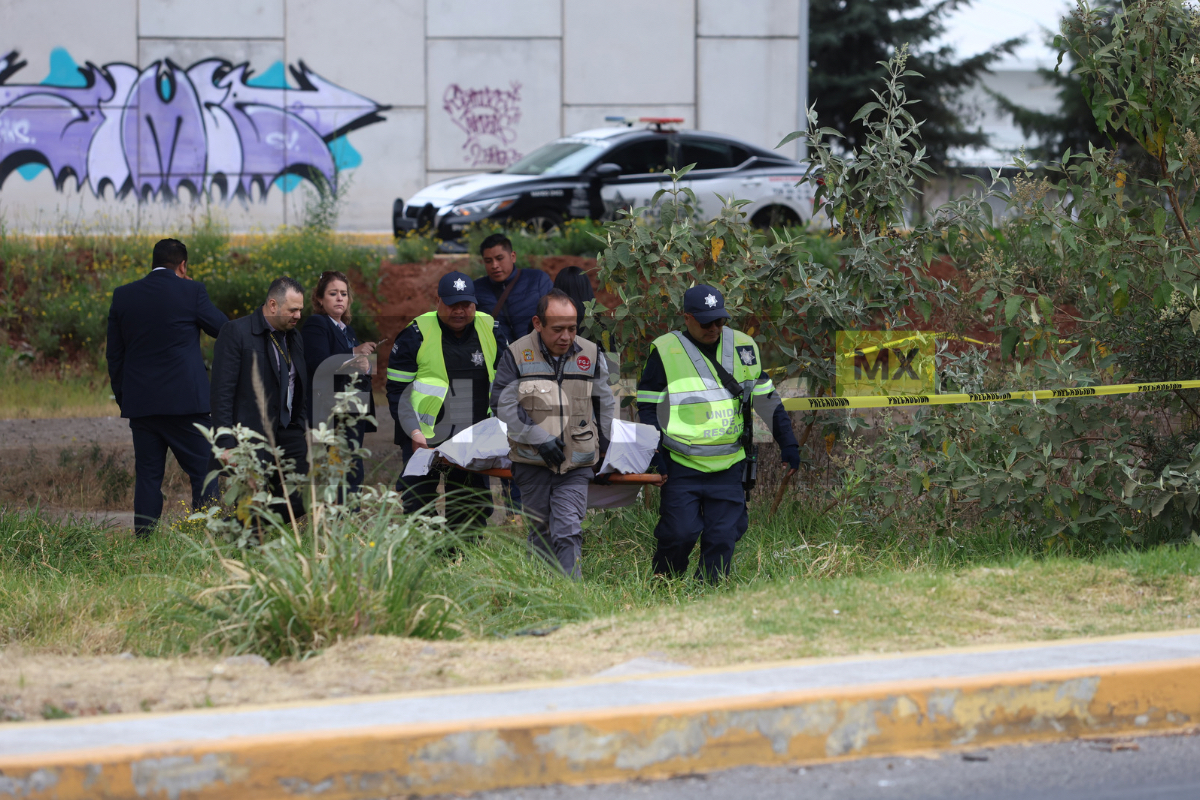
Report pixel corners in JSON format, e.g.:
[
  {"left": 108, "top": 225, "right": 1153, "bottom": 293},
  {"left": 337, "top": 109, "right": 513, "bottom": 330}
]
[{"left": 269, "top": 333, "right": 294, "bottom": 428}]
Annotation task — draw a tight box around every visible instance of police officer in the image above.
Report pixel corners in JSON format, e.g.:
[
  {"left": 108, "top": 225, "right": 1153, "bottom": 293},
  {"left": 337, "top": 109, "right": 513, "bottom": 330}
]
[
  {"left": 636, "top": 285, "right": 800, "bottom": 581},
  {"left": 386, "top": 271, "right": 505, "bottom": 528},
  {"left": 492, "top": 289, "right": 615, "bottom": 579}
]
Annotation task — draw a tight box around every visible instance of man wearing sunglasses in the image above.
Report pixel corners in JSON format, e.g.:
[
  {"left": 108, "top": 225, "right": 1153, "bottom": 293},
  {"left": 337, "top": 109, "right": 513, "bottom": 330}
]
[{"left": 636, "top": 285, "right": 800, "bottom": 582}]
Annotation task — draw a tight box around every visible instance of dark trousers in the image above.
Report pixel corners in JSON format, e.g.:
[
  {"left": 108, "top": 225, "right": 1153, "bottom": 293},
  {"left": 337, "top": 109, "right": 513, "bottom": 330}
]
[
  {"left": 129, "top": 413, "right": 219, "bottom": 535},
  {"left": 513, "top": 463, "right": 589, "bottom": 579},
  {"left": 652, "top": 459, "right": 749, "bottom": 581},
  {"left": 397, "top": 444, "right": 491, "bottom": 529},
  {"left": 262, "top": 425, "right": 309, "bottom": 521}
]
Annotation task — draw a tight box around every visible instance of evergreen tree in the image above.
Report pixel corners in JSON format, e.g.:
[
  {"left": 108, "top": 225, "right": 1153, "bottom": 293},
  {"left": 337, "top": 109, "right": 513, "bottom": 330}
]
[
  {"left": 809, "top": 0, "right": 1021, "bottom": 169},
  {"left": 990, "top": 2, "right": 1146, "bottom": 167}
]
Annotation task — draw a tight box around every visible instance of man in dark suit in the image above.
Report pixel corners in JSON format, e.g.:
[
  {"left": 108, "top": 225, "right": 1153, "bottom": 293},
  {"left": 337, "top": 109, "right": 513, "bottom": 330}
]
[
  {"left": 210, "top": 277, "right": 308, "bottom": 518},
  {"left": 106, "top": 238, "right": 229, "bottom": 537}
]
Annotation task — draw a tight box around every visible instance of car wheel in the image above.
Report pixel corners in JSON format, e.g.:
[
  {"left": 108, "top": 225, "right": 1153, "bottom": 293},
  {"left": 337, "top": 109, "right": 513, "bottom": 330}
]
[
  {"left": 520, "top": 209, "right": 563, "bottom": 234},
  {"left": 751, "top": 205, "right": 801, "bottom": 230}
]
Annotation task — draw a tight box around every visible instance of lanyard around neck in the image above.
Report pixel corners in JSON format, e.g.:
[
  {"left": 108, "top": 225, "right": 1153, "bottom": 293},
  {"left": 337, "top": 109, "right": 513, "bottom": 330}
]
[{"left": 268, "top": 332, "right": 291, "bottom": 366}]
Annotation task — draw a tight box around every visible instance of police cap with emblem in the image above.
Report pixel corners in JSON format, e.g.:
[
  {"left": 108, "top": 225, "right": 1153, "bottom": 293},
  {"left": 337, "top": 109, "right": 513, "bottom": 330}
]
[
  {"left": 683, "top": 284, "right": 731, "bottom": 324},
  {"left": 438, "top": 271, "right": 477, "bottom": 305}
]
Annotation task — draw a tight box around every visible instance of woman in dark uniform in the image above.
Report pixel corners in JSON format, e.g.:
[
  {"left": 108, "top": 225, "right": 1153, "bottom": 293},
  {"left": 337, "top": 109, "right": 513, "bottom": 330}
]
[{"left": 302, "top": 270, "right": 377, "bottom": 494}]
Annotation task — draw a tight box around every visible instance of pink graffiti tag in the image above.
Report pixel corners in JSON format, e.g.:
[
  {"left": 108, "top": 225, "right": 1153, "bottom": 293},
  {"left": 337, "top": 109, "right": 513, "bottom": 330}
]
[{"left": 442, "top": 82, "right": 523, "bottom": 167}]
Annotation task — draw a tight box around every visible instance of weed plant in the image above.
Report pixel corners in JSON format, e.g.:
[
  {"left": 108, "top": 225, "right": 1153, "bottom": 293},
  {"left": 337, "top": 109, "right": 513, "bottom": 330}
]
[{"left": 184, "top": 508, "right": 457, "bottom": 661}]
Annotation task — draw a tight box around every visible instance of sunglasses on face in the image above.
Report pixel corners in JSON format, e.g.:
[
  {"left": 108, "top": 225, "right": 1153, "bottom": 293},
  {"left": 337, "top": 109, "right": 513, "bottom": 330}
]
[{"left": 699, "top": 318, "right": 727, "bottom": 330}]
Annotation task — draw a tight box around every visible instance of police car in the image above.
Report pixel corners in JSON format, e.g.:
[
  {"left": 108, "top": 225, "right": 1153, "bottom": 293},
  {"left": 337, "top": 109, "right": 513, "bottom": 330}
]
[{"left": 393, "top": 119, "right": 814, "bottom": 239}]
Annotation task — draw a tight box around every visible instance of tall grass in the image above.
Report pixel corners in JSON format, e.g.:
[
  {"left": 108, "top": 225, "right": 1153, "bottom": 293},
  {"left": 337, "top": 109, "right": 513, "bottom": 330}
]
[
  {"left": 0, "top": 507, "right": 214, "bottom": 655},
  {"left": 441, "top": 492, "right": 1043, "bottom": 637}
]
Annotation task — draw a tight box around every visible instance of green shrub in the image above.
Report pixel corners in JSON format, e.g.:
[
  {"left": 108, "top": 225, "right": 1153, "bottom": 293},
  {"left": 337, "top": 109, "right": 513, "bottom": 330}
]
[
  {"left": 462, "top": 218, "right": 607, "bottom": 259},
  {"left": 1, "top": 223, "right": 386, "bottom": 362},
  {"left": 393, "top": 231, "right": 439, "bottom": 263}
]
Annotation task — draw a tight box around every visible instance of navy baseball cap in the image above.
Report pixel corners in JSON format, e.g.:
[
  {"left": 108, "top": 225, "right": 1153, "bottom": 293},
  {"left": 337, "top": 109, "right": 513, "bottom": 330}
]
[
  {"left": 438, "top": 271, "right": 477, "bottom": 305},
  {"left": 683, "top": 284, "right": 731, "bottom": 324}
]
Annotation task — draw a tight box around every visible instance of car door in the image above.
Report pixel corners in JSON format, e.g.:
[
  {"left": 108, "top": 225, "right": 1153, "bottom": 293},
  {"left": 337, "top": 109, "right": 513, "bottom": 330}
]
[
  {"left": 594, "top": 137, "right": 672, "bottom": 220},
  {"left": 673, "top": 136, "right": 752, "bottom": 219}
]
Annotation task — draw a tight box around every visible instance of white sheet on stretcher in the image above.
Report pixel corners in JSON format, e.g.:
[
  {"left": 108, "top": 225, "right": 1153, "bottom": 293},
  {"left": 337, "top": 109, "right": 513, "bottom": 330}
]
[
  {"left": 401, "top": 418, "right": 513, "bottom": 477},
  {"left": 597, "top": 419, "right": 660, "bottom": 475},
  {"left": 401, "top": 418, "right": 660, "bottom": 510}
]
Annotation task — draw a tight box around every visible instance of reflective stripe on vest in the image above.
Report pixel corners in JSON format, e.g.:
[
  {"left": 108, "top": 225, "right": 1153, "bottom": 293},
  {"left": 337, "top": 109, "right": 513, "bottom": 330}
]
[
  {"left": 410, "top": 311, "right": 497, "bottom": 438},
  {"left": 654, "top": 327, "right": 761, "bottom": 473},
  {"left": 387, "top": 368, "right": 417, "bottom": 382}
]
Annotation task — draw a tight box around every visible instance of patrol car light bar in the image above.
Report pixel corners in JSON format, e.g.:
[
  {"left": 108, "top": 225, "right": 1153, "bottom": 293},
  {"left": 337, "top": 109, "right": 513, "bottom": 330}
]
[{"left": 640, "top": 117, "right": 685, "bottom": 131}]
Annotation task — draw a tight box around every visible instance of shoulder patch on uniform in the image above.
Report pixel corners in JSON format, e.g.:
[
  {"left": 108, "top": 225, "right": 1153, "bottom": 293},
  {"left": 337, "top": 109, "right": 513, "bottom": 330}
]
[
  {"left": 391, "top": 340, "right": 401, "bottom": 354},
  {"left": 522, "top": 348, "right": 535, "bottom": 363},
  {"left": 736, "top": 345, "right": 757, "bottom": 366}
]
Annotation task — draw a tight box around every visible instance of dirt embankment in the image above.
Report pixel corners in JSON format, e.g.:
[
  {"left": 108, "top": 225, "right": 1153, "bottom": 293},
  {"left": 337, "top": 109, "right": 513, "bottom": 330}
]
[
  {"left": 0, "top": 622, "right": 690, "bottom": 722},
  {"left": 899, "top": 256, "right": 1082, "bottom": 355},
  {"left": 360, "top": 255, "right": 612, "bottom": 390}
]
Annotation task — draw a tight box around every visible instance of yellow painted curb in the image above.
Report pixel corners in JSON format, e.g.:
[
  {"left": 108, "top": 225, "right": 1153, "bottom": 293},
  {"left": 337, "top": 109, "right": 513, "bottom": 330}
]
[{"left": 3, "top": 656, "right": 1199, "bottom": 798}]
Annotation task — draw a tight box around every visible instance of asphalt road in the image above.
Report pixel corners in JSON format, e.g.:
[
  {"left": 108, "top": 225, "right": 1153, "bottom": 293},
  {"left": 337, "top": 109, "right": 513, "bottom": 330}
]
[{"left": 441, "top": 731, "right": 1200, "bottom": 800}]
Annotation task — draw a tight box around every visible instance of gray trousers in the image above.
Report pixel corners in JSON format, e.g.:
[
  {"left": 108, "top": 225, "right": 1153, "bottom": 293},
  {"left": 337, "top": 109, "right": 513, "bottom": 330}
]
[{"left": 512, "top": 462, "right": 590, "bottom": 579}]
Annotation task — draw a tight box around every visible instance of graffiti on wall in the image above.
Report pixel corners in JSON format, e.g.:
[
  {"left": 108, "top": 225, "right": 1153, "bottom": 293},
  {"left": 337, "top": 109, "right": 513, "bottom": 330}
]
[
  {"left": 443, "top": 82, "right": 522, "bottom": 168},
  {"left": 0, "top": 49, "right": 388, "bottom": 200}
]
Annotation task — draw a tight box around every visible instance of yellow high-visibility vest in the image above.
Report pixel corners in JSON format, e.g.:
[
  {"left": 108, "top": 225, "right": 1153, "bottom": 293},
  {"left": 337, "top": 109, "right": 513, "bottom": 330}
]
[
  {"left": 391, "top": 311, "right": 497, "bottom": 438},
  {"left": 638, "top": 327, "right": 773, "bottom": 472}
]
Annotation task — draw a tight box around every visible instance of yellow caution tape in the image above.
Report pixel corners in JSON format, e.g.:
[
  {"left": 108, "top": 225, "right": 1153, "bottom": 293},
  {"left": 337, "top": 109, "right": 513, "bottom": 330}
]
[
  {"left": 782, "top": 379, "right": 1200, "bottom": 412},
  {"left": 840, "top": 332, "right": 993, "bottom": 359}
]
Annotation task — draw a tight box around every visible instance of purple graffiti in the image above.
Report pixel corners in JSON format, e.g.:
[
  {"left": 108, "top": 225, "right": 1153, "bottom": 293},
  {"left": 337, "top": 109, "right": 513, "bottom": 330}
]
[
  {"left": 0, "top": 51, "right": 387, "bottom": 200},
  {"left": 443, "top": 82, "right": 522, "bottom": 167}
]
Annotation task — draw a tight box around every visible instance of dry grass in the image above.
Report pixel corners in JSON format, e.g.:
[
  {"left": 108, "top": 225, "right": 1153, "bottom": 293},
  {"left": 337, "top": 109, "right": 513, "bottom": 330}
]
[
  {"left": 0, "top": 443, "right": 191, "bottom": 511},
  {"left": 0, "top": 366, "right": 119, "bottom": 419}
]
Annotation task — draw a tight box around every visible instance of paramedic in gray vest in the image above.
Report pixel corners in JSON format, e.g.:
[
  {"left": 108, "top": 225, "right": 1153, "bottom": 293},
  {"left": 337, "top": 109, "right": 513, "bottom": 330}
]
[
  {"left": 491, "top": 289, "right": 615, "bottom": 579},
  {"left": 387, "top": 271, "right": 505, "bottom": 529},
  {"left": 637, "top": 285, "right": 800, "bottom": 582}
]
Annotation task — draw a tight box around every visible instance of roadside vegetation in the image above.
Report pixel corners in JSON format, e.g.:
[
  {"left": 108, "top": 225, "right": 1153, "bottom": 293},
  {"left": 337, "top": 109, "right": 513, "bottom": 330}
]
[
  {"left": 5, "top": 0, "right": 1200, "bottom": 712},
  {"left": 4, "top": 498, "right": 1199, "bottom": 662}
]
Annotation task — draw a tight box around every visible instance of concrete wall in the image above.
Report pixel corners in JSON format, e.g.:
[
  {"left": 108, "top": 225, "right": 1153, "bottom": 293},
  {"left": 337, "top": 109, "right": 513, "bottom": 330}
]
[
  {"left": 0, "top": 0, "right": 806, "bottom": 232},
  {"left": 950, "top": 65, "right": 1062, "bottom": 167}
]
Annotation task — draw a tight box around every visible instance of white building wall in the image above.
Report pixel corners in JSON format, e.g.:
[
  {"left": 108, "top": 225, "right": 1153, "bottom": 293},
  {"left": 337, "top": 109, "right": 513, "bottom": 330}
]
[
  {"left": 951, "top": 65, "right": 1062, "bottom": 166},
  {"left": 0, "top": 0, "right": 808, "bottom": 231}
]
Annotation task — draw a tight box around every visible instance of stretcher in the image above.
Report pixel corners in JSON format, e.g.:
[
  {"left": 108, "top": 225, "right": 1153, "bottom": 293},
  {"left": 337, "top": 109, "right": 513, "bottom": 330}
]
[{"left": 435, "top": 458, "right": 666, "bottom": 485}]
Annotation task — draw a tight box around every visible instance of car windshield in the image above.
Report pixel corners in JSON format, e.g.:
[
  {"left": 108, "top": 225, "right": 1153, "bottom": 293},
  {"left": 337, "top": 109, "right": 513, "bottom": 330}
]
[{"left": 502, "top": 139, "right": 609, "bottom": 176}]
